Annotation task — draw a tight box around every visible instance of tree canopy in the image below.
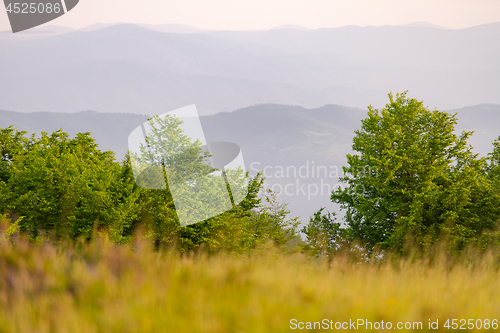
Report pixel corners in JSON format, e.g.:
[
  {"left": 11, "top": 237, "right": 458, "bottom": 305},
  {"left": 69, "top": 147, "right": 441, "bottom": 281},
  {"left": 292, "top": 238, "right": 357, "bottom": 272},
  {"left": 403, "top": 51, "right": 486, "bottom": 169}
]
[
  {"left": 0, "top": 116, "right": 299, "bottom": 253},
  {"left": 304, "top": 92, "right": 500, "bottom": 254}
]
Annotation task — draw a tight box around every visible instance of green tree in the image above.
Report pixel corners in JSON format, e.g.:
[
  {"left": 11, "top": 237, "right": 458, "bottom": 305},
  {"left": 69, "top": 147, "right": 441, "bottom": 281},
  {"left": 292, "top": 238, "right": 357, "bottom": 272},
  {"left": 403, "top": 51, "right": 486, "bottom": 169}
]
[
  {"left": 131, "top": 114, "right": 300, "bottom": 252},
  {"left": 487, "top": 136, "right": 500, "bottom": 181},
  {"left": 0, "top": 119, "right": 299, "bottom": 252},
  {"left": 0, "top": 126, "right": 31, "bottom": 213},
  {"left": 3, "top": 130, "right": 137, "bottom": 240},
  {"left": 324, "top": 92, "right": 500, "bottom": 252},
  {"left": 301, "top": 208, "right": 342, "bottom": 256},
  {"left": 0, "top": 126, "right": 30, "bottom": 183},
  {"left": 132, "top": 114, "right": 236, "bottom": 246}
]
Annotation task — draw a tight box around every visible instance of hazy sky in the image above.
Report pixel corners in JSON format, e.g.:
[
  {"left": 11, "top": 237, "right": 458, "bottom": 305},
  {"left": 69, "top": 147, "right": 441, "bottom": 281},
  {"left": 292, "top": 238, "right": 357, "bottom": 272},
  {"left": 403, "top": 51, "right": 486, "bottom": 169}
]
[{"left": 1, "top": 0, "right": 500, "bottom": 32}]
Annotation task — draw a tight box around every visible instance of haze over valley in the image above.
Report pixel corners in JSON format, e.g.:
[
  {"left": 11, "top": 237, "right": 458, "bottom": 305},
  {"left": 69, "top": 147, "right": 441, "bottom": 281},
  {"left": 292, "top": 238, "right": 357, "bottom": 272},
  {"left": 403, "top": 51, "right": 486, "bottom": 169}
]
[{"left": 1, "top": 22, "right": 500, "bottom": 115}]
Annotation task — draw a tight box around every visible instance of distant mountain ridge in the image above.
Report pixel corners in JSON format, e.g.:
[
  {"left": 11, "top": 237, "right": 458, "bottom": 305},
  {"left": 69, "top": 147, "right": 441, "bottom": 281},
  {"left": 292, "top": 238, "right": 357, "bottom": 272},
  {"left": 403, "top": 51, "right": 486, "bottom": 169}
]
[
  {"left": 270, "top": 25, "right": 310, "bottom": 31},
  {"left": 399, "top": 22, "right": 450, "bottom": 29},
  {"left": 1, "top": 22, "right": 500, "bottom": 115},
  {"left": 5, "top": 20, "right": 493, "bottom": 35}
]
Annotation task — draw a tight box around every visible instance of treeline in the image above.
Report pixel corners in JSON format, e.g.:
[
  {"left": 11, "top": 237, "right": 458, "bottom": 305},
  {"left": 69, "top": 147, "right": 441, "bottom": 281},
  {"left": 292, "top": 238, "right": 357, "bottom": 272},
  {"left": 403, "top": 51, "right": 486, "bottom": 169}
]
[
  {"left": 3, "top": 92, "right": 500, "bottom": 258},
  {"left": 0, "top": 125, "right": 300, "bottom": 253}
]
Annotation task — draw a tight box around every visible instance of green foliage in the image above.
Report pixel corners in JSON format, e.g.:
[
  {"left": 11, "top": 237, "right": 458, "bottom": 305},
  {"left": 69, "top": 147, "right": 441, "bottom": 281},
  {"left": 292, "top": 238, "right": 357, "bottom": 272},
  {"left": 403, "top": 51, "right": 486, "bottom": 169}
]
[
  {"left": 4, "top": 216, "right": 22, "bottom": 238},
  {"left": 0, "top": 126, "right": 30, "bottom": 183},
  {"left": 132, "top": 114, "right": 212, "bottom": 190},
  {"left": 131, "top": 114, "right": 298, "bottom": 251},
  {"left": 3, "top": 130, "right": 133, "bottom": 240},
  {"left": 301, "top": 208, "right": 344, "bottom": 256},
  {"left": 160, "top": 175, "right": 301, "bottom": 254},
  {"left": 318, "top": 92, "right": 500, "bottom": 253},
  {"left": 486, "top": 136, "right": 500, "bottom": 181},
  {"left": 0, "top": 127, "right": 31, "bottom": 213},
  {"left": 0, "top": 118, "right": 299, "bottom": 253},
  {"left": 246, "top": 189, "right": 301, "bottom": 249}
]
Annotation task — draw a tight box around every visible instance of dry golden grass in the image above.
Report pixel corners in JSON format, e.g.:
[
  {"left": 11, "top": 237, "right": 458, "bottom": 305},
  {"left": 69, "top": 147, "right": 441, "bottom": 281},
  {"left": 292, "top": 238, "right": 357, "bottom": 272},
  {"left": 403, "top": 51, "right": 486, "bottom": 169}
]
[{"left": 0, "top": 234, "right": 499, "bottom": 332}]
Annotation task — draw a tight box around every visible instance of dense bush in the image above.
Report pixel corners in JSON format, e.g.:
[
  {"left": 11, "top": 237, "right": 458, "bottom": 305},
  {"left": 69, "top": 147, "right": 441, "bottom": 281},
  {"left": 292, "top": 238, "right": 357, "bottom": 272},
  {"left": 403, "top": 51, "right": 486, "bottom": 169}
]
[{"left": 0, "top": 122, "right": 299, "bottom": 253}]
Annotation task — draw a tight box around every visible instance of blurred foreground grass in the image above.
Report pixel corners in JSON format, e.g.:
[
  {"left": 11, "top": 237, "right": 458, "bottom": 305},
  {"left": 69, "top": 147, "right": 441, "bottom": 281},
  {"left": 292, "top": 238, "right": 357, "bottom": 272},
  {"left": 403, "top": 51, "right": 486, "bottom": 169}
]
[{"left": 1, "top": 234, "right": 500, "bottom": 332}]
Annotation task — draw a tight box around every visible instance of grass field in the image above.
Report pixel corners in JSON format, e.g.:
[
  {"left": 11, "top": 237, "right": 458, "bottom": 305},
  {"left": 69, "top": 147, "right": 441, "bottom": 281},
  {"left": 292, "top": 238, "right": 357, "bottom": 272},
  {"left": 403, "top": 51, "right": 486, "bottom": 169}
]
[{"left": 1, "top": 233, "right": 500, "bottom": 332}]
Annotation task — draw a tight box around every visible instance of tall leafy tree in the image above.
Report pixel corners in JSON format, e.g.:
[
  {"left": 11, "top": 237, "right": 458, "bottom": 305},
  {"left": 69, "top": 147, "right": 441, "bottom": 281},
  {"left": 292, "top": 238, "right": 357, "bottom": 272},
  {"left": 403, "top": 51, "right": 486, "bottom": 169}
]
[
  {"left": 327, "top": 92, "right": 500, "bottom": 251},
  {"left": 133, "top": 115, "right": 299, "bottom": 251},
  {"left": 4, "top": 130, "right": 134, "bottom": 240}
]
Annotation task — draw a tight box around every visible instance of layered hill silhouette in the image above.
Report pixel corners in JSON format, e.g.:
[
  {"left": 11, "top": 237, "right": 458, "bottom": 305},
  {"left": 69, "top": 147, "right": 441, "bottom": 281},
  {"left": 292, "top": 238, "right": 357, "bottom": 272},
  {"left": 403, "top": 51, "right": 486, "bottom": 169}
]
[{"left": 1, "top": 22, "right": 500, "bottom": 114}]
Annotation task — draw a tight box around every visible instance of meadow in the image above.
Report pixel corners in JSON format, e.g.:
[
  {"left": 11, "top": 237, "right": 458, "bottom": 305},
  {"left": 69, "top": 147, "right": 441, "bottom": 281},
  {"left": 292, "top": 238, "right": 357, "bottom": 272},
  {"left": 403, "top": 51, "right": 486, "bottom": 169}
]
[
  {"left": 2, "top": 94, "right": 500, "bottom": 332},
  {"left": 1, "top": 228, "right": 499, "bottom": 333}
]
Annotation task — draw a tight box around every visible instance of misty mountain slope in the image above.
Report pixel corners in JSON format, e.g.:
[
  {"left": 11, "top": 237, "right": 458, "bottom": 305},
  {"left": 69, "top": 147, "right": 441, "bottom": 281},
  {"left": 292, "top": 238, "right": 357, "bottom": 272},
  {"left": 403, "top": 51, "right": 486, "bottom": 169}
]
[
  {"left": 1, "top": 23, "right": 500, "bottom": 114},
  {"left": 400, "top": 22, "right": 450, "bottom": 29},
  {"left": 0, "top": 103, "right": 366, "bottom": 163},
  {"left": 201, "top": 104, "right": 366, "bottom": 165},
  {"left": 454, "top": 104, "right": 500, "bottom": 156},
  {"left": 0, "top": 57, "right": 382, "bottom": 115},
  {"left": 0, "top": 24, "right": 321, "bottom": 84},
  {"left": 2, "top": 103, "right": 498, "bottom": 221},
  {"left": 206, "top": 23, "right": 500, "bottom": 70}
]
